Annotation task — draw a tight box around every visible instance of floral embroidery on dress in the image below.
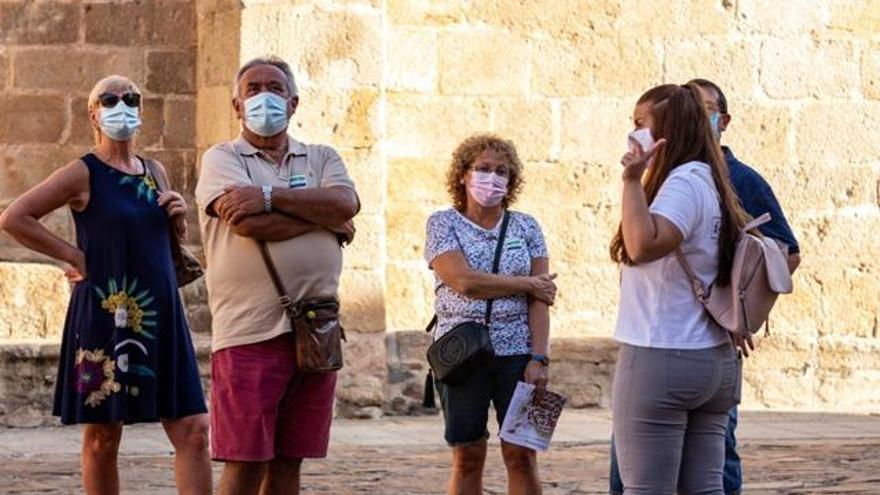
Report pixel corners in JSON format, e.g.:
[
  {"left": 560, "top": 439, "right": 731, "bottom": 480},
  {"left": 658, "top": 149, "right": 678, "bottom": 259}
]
[
  {"left": 118, "top": 173, "right": 158, "bottom": 202},
  {"left": 114, "top": 338, "right": 156, "bottom": 380},
  {"left": 95, "top": 276, "right": 157, "bottom": 339},
  {"left": 75, "top": 348, "right": 122, "bottom": 407},
  {"left": 94, "top": 277, "right": 159, "bottom": 397}
]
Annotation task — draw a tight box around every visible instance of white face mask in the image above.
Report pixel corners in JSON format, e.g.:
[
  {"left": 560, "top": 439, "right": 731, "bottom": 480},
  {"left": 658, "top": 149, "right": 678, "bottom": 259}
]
[
  {"left": 243, "top": 92, "right": 290, "bottom": 137},
  {"left": 627, "top": 127, "right": 655, "bottom": 153},
  {"left": 99, "top": 102, "right": 141, "bottom": 141}
]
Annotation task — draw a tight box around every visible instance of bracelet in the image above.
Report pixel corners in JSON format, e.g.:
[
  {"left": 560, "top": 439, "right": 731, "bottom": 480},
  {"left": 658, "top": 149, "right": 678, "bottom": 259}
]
[{"left": 261, "top": 186, "right": 272, "bottom": 213}]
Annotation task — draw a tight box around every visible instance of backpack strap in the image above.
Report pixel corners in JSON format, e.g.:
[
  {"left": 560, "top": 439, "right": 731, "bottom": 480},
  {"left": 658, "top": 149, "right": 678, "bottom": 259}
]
[
  {"left": 675, "top": 249, "right": 708, "bottom": 303},
  {"left": 743, "top": 212, "right": 772, "bottom": 233},
  {"left": 677, "top": 211, "right": 774, "bottom": 303}
]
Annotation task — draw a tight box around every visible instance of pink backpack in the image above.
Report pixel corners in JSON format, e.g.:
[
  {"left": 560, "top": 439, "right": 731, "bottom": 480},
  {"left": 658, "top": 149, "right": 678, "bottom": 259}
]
[{"left": 676, "top": 213, "right": 793, "bottom": 337}]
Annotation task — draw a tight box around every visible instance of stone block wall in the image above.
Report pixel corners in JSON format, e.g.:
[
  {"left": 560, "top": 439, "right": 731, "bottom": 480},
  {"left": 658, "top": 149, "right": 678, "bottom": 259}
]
[
  {"left": 0, "top": 1, "right": 203, "bottom": 341},
  {"left": 372, "top": 0, "right": 880, "bottom": 413},
  {"left": 0, "top": 0, "right": 206, "bottom": 426},
  {"left": 1, "top": 0, "right": 879, "bottom": 423}
]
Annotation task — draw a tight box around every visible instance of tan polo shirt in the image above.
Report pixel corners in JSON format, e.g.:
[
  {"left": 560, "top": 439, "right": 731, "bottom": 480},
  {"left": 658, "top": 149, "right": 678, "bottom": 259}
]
[{"left": 195, "top": 135, "right": 356, "bottom": 352}]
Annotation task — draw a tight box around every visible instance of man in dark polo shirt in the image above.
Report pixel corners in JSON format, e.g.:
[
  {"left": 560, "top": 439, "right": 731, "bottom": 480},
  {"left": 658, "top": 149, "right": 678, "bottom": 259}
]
[{"left": 609, "top": 79, "right": 802, "bottom": 495}]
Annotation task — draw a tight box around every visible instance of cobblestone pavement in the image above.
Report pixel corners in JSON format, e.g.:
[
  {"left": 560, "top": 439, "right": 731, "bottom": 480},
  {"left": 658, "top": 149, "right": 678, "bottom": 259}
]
[{"left": 2, "top": 410, "right": 879, "bottom": 494}]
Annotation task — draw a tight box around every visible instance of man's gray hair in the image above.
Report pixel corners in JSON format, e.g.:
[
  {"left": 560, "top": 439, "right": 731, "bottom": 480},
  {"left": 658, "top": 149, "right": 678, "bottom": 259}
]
[{"left": 232, "top": 56, "right": 298, "bottom": 98}]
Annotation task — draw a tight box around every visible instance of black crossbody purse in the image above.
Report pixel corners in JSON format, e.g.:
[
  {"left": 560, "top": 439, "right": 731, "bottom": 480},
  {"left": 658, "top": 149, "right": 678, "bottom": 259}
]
[{"left": 424, "top": 211, "right": 510, "bottom": 397}]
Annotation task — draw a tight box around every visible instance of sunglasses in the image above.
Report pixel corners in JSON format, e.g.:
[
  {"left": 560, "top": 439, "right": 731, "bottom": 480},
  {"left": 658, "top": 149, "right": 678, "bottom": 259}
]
[{"left": 98, "top": 92, "right": 141, "bottom": 108}]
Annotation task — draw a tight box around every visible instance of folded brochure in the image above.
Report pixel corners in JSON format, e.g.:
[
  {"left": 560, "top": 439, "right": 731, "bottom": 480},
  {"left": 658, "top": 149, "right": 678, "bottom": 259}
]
[{"left": 499, "top": 381, "right": 567, "bottom": 451}]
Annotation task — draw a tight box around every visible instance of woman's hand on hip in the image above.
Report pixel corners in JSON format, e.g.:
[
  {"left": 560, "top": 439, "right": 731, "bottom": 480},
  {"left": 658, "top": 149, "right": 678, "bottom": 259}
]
[
  {"left": 527, "top": 273, "right": 557, "bottom": 305},
  {"left": 524, "top": 360, "right": 549, "bottom": 403},
  {"left": 62, "top": 248, "right": 87, "bottom": 283},
  {"left": 620, "top": 138, "right": 666, "bottom": 182}
]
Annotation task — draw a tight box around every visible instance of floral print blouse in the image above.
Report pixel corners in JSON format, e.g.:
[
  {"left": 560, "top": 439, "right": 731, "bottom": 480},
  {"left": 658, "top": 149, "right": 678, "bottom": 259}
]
[{"left": 424, "top": 208, "right": 549, "bottom": 356}]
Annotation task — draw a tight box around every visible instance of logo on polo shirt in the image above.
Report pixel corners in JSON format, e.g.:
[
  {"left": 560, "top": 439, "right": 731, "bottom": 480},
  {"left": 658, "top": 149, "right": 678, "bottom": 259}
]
[
  {"left": 505, "top": 238, "right": 525, "bottom": 251},
  {"left": 711, "top": 216, "right": 721, "bottom": 240},
  {"left": 289, "top": 174, "right": 308, "bottom": 189}
]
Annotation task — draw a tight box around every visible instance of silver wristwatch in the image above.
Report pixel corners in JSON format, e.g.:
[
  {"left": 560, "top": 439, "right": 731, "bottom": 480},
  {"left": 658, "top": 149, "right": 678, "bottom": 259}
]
[{"left": 261, "top": 186, "right": 272, "bottom": 213}]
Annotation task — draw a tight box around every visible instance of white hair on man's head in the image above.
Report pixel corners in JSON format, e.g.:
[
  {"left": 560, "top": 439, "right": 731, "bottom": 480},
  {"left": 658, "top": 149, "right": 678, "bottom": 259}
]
[
  {"left": 232, "top": 56, "right": 298, "bottom": 99},
  {"left": 87, "top": 75, "right": 140, "bottom": 112}
]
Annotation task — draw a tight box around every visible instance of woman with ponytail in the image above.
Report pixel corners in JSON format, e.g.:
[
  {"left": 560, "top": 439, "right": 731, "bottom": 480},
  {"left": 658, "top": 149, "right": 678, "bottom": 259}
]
[{"left": 609, "top": 84, "right": 748, "bottom": 494}]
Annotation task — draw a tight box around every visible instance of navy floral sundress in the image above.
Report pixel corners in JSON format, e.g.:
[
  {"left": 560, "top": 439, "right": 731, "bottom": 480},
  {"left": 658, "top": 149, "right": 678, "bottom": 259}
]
[{"left": 53, "top": 153, "right": 206, "bottom": 424}]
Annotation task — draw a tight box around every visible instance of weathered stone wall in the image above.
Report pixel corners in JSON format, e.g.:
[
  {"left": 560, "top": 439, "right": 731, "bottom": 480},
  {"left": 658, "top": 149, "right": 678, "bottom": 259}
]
[
  {"left": 1, "top": 0, "right": 879, "bottom": 423},
  {"left": 0, "top": 0, "right": 204, "bottom": 425},
  {"left": 375, "top": 0, "right": 880, "bottom": 413},
  {"left": 0, "top": 0, "right": 200, "bottom": 331},
  {"left": 213, "top": 0, "right": 880, "bottom": 413}
]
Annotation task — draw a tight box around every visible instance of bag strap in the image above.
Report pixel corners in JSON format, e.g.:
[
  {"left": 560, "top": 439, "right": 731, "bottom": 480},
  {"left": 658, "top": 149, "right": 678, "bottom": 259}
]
[
  {"left": 143, "top": 158, "right": 167, "bottom": 192},
  {"left": 676, "top": 211, "right": 774, "bottom": 304},
  {"left": 424, "top": 210, "right": 511, "bottom": 333},
  {"left": 143, "top": 158, "right": 186, "bottom": 258},
  {"left": 258, "top": 241, "right": 296, "bottom": 317},
  {"left": 484, "top": 210, "right": 511, "bottom": 325},
  {"left": 674, "top": 249, "right": 708, "bottom": 303},
  {"left": 743, "top": 212, "right": 772, "bottom": 233}
]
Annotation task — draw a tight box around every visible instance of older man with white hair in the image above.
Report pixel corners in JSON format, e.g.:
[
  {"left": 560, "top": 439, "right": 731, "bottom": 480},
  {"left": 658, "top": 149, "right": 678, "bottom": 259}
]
[{"left": 195, "top": 56, "right": 359, "bottom": 495}]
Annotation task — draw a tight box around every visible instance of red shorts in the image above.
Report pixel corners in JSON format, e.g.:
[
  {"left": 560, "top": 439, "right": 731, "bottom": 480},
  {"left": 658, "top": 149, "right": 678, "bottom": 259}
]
[{"left": 210, "top": 333, "right": 337, "bottom": 462}]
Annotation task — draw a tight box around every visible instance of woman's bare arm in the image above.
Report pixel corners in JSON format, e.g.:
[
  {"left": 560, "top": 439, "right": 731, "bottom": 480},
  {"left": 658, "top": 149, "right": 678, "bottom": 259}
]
[
  {"left": 0, "top": 160, "right": 90, "bottom": 278},
  {"left": 431, "top": 250, "right": 556, "bottom": 304},
  {"left": 524, "top": 257, "right": 552, "bottom": 400},
  {"left": 621, "top": 179, "right": 684, "bottom": 263},
  {"left": 527, "top": 257, "right": 551, "bottom": 356}
]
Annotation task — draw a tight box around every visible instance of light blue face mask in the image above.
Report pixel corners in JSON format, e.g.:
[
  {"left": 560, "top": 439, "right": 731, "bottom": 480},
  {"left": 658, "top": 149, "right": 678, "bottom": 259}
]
[
  {"left": 99, "top": 102, "right": 141, "bottom": 141},
  {"left": 243, "top": 92, "right": 290, "bottom": 137},
  {"left": 709, "top": 112, "right": 722, "bottom": 139}
]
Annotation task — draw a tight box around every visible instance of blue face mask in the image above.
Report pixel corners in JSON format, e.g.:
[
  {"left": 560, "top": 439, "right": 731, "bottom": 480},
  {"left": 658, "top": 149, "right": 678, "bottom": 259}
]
[
  {"left": 99, "top": 101, "right": 141, "bottom": 141},
  {"left": 243, "top": 92, "right": 290, "bottom": 137},
  {"left": 709, "top": 112, "right": 722, "bottom": 139}
]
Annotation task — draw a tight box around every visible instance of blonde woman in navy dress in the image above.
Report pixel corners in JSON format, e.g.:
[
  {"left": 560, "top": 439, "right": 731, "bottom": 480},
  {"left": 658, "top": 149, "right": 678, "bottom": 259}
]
[{"left": 0, "top": 75, "right": 210, "bottom": 495}]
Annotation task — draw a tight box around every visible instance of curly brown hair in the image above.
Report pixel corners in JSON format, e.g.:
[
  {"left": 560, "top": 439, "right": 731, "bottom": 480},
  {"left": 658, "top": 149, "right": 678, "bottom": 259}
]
[{"left": 446, "top": 134, "right": 524, "bottom": 211}]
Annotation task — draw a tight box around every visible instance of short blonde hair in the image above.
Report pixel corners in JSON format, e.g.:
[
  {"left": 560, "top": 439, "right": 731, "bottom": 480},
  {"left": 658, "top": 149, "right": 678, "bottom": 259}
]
[
  {"left": 87, "top": 75, "right": 141, "bottom": 143},
  {"left": 446, "top": 134, "right": 524, "bottom": 211}
]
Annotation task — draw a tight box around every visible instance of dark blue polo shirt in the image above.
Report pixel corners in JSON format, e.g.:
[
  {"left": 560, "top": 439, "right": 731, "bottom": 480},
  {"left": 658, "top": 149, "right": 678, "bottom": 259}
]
[{"left": 724, "top": 146, "right": 800, "bottom": 254}]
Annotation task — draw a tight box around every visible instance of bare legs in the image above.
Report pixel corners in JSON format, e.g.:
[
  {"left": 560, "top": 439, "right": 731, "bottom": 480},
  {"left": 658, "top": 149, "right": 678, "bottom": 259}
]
[
  {"left": 502, "top": 441, "right": 541, "bottom": 495},
  {"left": 218, "top": 457, "right": 302, "bottom": 495},
  {"left": 162, "top": 414, "right": 212, "bottom": 495},
  {"left": 449, "top": 440, "right": 488, "bottom": 495},
  {"left": 447, "top": 439, "right": 541, "bottom": 495},
  {"left": 81, "top": 423, "right": 124, "bottom": 495},
  {"left": 81, "top": 415, "right": 210, "bottom": 495},
  {"left": 260, "top": 457, "right": 303, "bottom": 495}
]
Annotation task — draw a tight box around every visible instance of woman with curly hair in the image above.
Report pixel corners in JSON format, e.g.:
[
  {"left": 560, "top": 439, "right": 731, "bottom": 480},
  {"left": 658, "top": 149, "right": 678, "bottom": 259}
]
[
  {"left": 0, "top": 75, "right": 209, "bottom": 495},
  {"left": 425, "top": 133, "right": 557, "bottom": 495}
]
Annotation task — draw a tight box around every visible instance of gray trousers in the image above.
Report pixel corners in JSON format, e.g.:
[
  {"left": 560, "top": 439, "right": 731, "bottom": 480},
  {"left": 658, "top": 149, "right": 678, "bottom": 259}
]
[{"left": 612, "top": 343, "right": 741, "bottom": 495}]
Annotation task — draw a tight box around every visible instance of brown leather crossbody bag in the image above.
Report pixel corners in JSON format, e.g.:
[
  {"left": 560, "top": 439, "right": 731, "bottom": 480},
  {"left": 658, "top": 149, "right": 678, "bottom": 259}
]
[{"left": 257, "top": 241, "right": 346, "bottom": 372}]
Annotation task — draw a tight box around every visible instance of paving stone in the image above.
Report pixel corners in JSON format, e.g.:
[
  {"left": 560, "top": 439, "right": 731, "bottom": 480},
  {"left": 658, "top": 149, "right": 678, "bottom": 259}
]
[{"left": 1, "top": 411, "right": 879, "bottom": 493}]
